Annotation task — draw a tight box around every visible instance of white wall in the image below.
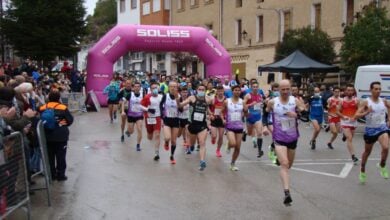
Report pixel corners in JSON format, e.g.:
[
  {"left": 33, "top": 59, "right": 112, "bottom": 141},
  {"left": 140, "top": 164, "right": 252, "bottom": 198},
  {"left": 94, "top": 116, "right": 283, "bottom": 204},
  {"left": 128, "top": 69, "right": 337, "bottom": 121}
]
[{"left": 117, "top": 0, "right": 140, "bottom": 25}]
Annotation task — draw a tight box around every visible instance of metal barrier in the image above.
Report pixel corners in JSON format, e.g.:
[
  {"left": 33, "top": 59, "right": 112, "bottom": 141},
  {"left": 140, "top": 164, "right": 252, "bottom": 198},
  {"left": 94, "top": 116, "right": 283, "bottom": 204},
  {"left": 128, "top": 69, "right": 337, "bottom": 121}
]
[
  {"left": 61, "top": 92, "right": 87, "bottom": 113},
  {"left": 0, "top": 132, "right": 31, "bottom": 220},
  {"left": 29, "top": 121, "right": 52, "bottom": 207}
]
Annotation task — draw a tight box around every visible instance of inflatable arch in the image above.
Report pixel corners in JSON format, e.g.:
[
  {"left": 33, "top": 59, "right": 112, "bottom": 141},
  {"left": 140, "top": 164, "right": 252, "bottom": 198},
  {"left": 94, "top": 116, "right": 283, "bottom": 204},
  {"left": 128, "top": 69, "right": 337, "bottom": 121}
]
[{"left": 86, "top": 24, "right": 232, "bottom": 105}]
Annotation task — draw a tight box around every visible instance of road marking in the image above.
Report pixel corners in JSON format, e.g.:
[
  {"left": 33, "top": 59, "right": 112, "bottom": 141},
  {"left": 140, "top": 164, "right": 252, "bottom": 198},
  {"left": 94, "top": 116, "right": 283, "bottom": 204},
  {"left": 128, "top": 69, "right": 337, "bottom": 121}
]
[{"left": 339, "top": 163, "right": 354, "bottom": 178}]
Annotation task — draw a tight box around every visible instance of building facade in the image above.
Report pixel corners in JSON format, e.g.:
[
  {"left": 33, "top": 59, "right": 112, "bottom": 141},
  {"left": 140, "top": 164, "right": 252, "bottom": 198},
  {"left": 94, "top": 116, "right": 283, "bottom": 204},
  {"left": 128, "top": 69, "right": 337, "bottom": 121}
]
[{"left": 171, "top": 0, "right": 390, "bottom": 87}]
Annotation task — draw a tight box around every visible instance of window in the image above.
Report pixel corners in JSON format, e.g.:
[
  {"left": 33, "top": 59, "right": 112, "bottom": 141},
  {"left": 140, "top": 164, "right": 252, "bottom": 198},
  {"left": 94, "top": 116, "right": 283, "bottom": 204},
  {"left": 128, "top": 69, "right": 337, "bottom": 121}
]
[
  {"left": 346, "top": 0, "right": 354, "bottom": 25},
  {"left": 257, "top": 15, "right": 263, "bottom": 42},
  {"left": 120, "top": 0, "right": 126, "bottom": 13},
  {"left": 143, "top": 2, "right": 151, "bottom": 15},
  {"left": 204, "top": 0, "right": 214, "bottom": 4},
  {"left": 190, "top": 0, "right": 199, "bottom": 7},
  {"left": 153, "top": 0, "right": 161, "bottom": 12},
  {"left": 236, "top": 0, "right": 242, "bottom": 7},
  {"left": 164, "top": 0, "right": 170, "bottom": 9},
  {"left": 283, "top": 11, "right": 292, "bottom": 33},
  {"left": 131, "top": 0, "right": 137, "bottom": 9},
  {"left": 236, "top": 19, "right": 242, "bottom": 45},
  {"left": 313, "top": 3, "right": 321, "bottom": 29},
  {"left": 178, "top": 0, "right": 185, "bottom": 10}
]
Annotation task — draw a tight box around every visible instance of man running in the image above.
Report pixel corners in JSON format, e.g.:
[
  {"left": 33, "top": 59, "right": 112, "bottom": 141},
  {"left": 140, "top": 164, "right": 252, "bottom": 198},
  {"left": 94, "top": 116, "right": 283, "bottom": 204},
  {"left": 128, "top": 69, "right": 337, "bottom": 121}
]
[
  {"left": 266, "top": 79, "right": 305, "bottom": 206},
  {"left": 355, "top": 81, "right": 389, "bottom": 183},
  {"left": 160, "top": 81, "right": 180, "bottom": 164},
  {"left": 118, "top": 79, "right": 132, "bottom": 142},
  {"left": 178, "top": 86, "right": 190, "bottom": 152},
  {"left": 141, "top": 82, "right": 163, "bottom": 160},
  {"left": 221, "top": 85, "right": 248, "bottom": 171},
  {"left": 121, "top": 81, "right": 145, "bottom": 151},
  {"left": 209, "top": 86, "right": 226, "bottom": 157},
  {"left": 177, "top": 84, "right": 212, "bottom": 171},
  {"left": 263, "top": 83, "right": 279, "bottom": 162},
  {"left": 308, "top": 87, "right": 324, "bottom": 150},
  {"left": 337, "top": 84, "right": 359, "bottom": 163},
  {"left": 326, "top": 86, "right": 342, "bottom": 149},
  {"left": 244, "top": 81, "right": 264, "bottom": 158}
]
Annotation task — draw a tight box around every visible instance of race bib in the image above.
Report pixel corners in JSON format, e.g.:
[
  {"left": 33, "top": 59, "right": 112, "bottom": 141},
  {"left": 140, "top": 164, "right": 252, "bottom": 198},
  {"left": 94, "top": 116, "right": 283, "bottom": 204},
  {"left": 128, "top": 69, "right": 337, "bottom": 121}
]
[
  {"left": 231, "top": 112, "right": 241, "bottom": 121},
  {"left": 214, "top": 108, "right": 222, "bottom": 116},
  {"left": 131, "top": 104, "right": 140, "bottom": 112},
  {"left": 167, "top": 109, "right": 177, "bottom": 118},
  {"left": 253, "top": 103, "right": 262, "bottom": 111},
  {"left": 281, "top": 118, "right": 296, "bottom": 131},
  {"left": 147, "top": 117, "right": 157, "bottom": 125},
  {"left": 194, "top": 112, "right": 205, "bottom": 122}
]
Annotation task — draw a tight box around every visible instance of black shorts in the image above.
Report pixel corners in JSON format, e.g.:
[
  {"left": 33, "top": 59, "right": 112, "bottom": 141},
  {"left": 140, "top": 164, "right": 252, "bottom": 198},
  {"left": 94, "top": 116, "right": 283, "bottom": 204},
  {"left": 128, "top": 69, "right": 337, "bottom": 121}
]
[
  {"left": 107, "top": 99, "right": 119, "bottom": 105},
  {"left": 226, "top": 128, "right": 244, "bottom": 134},
  {"left": 164, "top": 117, "right": 180, "bottom": 128},
  {"left": 211, "top": 118, "right": 224, "bottom": 128},
  {"left": 127, "top": 116, "right": 144, "bottom": 123},
  {"left": 274, "top": 140, "right": 298, "bottom": 150},
  {"left": 364, "top": 130, "right": 389, "bottom": 144},
  {"left": 188, "top": 123, "right": 207, "bottom": 135},
  {"left": 179, "top": 119, "right": 189, "bottom": 128}
]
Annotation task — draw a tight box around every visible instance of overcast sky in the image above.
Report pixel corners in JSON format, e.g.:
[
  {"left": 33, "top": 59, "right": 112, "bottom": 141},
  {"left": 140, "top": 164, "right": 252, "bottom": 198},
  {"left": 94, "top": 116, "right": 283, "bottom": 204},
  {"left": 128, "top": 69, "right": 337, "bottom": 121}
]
[{"left": 85, "top": 0, "right": 99, "bottom": 15}]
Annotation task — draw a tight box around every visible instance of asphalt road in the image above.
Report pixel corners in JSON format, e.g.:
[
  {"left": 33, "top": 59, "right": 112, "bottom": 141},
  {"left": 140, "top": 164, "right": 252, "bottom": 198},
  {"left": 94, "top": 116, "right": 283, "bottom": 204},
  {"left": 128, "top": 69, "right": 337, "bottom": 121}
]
[{"left": 9, "top": 109, "right": 390, "bottom": 220}]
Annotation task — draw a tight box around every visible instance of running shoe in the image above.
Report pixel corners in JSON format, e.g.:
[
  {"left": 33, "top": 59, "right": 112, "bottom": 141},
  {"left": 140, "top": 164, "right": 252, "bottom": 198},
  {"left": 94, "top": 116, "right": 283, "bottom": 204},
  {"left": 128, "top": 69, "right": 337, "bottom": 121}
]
[
  {"left": 225, "top": 143, "right": 231, "bottom": 154},
  {"left": 342, "top": 134, "right": 346, "bottom": 142},
  {"left": 121, "top": 135, "right": 124, "bottom": 143},
  {"left": 164, "top": 142, "right": 169, "bottom": 151},
  {"left": 257, "top": 150, "right": 264, "bottom": 158},
  {"left": 196, "top": 145, "right": 200, "bottom": 151},
  {"left": 216, "top": 149, "right": 222, "bottom": 158},
  {"left": 136, "top": 144, "right": 141, "bottom": 151},
  {"left": 275, "top": 158, "right": 280, "bottom": 166},
  {"left": 327, "top": 143, "right": 334, "bottom": 150},
  {"left": 310, "top": 140, "right": 316, "bottom": 150},
  {"left": 154, "top": 154, "right": 160, "bottom": 161},
  {"left": 242, "top": 131, "right": 247, "bottom": 142},
  {"left": 230, "top": 164, "right": 239, "bottom": 171},
  {"left": 199, "top": 160, "right": 207, "bottom": 171},
  {"left": 283, "top": 192, "right": 293, "bottom": 206},
  {"left": 211, "top": 137, "right": 216, "bottom": 145},
  {"left": 170, "top": 156, "right": 176, "bottom": 164},
  {"left": 377, "top": 163, "right": 389, "bottom": 179},
  {"left": 359, "top": 172, "right": 367, "bottom": 184},
  {"left": 185, "top": 148, "right": 192, "bottom": 155},
  {"left": 325, "top": 125, "right": 330, "bottom": 132},
  {"left": 252, "top": 137, "right": 257, "bottom": 148},
  {"left": 268, "top": 145, "right": 274, "bottom": 160},
  {"left": 190, "top": 145, "right": 195, "bottom": 152},
  {"left": 352, "top": 155, "right": 359, "bottom": 165},
  {"left": 125, "top": 131, "right": 131, "bottom": 137}
]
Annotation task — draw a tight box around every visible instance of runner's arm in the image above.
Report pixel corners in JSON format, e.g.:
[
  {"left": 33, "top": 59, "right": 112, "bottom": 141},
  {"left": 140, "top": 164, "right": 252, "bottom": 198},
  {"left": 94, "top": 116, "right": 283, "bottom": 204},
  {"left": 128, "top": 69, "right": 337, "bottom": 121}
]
[
  {"left": 177, "top": 96, "right": 194, "bottom": 108},
  {"left": 353, "top": 99, "right": 370, "bottom": 119},
  {"left": 296, "top": 98, "right": 306, "bottom": 112},
  {"left": 266, "top": 99, "right": 274, "bottom": 113}
]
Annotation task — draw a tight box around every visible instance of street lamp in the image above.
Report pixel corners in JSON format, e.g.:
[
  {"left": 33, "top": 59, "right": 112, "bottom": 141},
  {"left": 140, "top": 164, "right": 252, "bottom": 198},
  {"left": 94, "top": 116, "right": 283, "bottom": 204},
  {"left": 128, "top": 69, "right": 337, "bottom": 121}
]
[{"left": 241, "top": 30, "right": 252, "bottom": 46}]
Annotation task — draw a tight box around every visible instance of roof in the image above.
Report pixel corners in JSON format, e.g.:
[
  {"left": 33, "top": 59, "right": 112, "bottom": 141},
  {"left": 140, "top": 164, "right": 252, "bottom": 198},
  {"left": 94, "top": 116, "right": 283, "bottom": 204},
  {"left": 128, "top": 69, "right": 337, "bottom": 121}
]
[{"left": 258, "top": 50, "right": 339, "bottom": 73}]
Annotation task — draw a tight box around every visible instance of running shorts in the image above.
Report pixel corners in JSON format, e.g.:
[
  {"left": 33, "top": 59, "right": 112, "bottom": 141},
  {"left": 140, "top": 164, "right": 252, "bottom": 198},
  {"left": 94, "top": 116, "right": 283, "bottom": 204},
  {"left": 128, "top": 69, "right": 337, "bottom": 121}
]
[
  {"left": 145, "top": 117, "right": 162, "bottom": 133},
  {"left": 274, "top": 140, "right": 298, "bottom": 150}
]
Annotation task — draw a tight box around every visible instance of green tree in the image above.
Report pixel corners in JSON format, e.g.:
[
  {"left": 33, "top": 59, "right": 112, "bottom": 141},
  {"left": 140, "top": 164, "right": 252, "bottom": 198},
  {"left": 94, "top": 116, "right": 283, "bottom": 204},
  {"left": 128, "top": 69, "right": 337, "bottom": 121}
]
[
  {"left": 83, "top": 0, "right": 117, "bottom": 43},
  {"left": 275, "top": 26, "right": 336, "bottom": 64},
  {"left": 340, "top": 5, "right": 390, "bottom": 77},
  {"left": 0, "top": 0, "right": 86, "bottom": 62}
]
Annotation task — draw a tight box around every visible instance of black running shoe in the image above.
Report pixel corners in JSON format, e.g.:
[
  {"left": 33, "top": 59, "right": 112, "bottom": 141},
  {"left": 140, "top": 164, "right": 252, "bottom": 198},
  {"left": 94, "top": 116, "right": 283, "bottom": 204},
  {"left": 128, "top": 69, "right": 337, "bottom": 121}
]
[
  {"left": 283, "top": 193, "right": 293, "bottom": 206},
  {"left": 154, "top": 155, "right": 160, "bottom": 161},
  {"left": 257, "top": 150, "right": 264, "bottom": 158},
  {"left": 325, "top": 125, "right": 330, "bottom": 132},
  {"left": 242, "top": 131, "right": 247, "bottom": 142},
  {"left": 190, "top": 145, "right": 195, "bottom": 152},
  {"left": 352, "top": 155, "right": 359, "bottom": 164},
  {"left": 275, "top": 158, "right": 280, "bottom": 166},
  {"left": 310, "top": 140, "right": 316, "bottom": 150},
  {"left": 327, "top": 143, "right": 334, "bottom": 150},
  {"left": 121, "top": 135, "right": 124, "bottom": 142},
  {"left": 342, "top": 134, "right": 346, "bottom": 142}
]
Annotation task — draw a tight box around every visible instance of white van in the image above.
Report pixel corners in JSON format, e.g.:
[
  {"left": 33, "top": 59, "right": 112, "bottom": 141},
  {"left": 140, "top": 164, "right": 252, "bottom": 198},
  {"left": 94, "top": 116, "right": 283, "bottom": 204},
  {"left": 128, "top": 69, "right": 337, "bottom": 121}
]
[{"left": 355, "top": 65, "right": 390, "bottom": 99}]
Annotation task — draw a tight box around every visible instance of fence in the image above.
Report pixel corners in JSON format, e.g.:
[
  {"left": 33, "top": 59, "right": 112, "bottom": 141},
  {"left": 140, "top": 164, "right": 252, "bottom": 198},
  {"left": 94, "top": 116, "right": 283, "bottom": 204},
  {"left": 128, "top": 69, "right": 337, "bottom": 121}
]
[
  {"left": 60, "top": 92, "right": 87, "bottom": 113},
  {"left": 0, "top": 132, "right": 31, "bottom": 220},
  {"left": 29, "top": 120, "right": 52, "bottom": 207}
]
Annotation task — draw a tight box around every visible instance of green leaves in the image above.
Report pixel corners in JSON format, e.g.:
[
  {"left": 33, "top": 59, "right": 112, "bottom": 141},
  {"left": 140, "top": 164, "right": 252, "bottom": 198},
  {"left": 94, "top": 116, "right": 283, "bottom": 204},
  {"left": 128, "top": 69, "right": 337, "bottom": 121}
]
[
  {"left": 275, "top": 26, "right": 336, "bottom": 65},
  {"left": 0, "top": 0, "right": 86, "bottom": 62},
  {"left": 340, "top": 5, "right": 390, "bottom": 77}
]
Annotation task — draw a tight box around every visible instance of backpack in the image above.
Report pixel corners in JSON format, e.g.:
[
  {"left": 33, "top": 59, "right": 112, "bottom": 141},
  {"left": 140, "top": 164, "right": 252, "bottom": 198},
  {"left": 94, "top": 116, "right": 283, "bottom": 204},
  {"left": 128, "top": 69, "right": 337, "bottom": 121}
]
[{"left": 41, "top": 104, "right": 60, "bottom": 130}]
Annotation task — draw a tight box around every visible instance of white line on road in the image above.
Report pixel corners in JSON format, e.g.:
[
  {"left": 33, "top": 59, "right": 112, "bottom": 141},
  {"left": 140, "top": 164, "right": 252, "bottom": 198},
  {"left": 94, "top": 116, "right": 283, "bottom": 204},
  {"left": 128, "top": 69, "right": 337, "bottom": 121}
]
[{"left": 339, "top": 163, "right": 354, "bottom": 178}]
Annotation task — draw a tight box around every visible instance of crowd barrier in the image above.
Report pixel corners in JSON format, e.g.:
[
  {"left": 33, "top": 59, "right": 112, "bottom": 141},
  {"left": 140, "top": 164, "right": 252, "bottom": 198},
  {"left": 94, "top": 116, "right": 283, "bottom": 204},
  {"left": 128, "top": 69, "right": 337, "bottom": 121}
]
[
  {"left": 60, "top": 92, "right": 87, "bottom": 113},
  {"left": 0, "top": 132, "right": 31, "bottom": 220},
  {"left": 29, "top": 120, "right": 52, "bottom": 207}
]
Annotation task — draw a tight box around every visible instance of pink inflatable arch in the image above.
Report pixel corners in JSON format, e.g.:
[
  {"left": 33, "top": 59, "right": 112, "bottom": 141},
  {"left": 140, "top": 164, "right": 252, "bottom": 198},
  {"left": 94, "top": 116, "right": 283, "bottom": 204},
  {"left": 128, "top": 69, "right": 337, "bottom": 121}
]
[{"left": 86, "top": 24, "right": 231, "bottom": 105}]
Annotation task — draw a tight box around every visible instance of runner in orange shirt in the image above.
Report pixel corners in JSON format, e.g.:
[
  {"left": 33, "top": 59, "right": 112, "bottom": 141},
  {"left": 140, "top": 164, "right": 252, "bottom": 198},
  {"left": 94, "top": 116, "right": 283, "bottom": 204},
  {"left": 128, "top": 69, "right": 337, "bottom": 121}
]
[{"left": 326, "top": 87, "right": 342, "bottom": 149}]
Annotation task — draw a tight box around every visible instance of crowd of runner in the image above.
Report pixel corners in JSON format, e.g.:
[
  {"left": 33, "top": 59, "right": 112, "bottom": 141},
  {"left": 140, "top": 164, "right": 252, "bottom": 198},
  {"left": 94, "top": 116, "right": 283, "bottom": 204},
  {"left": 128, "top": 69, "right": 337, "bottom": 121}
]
[{"left": 103, "top": 72, "right": 390, "bottom": 206}]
